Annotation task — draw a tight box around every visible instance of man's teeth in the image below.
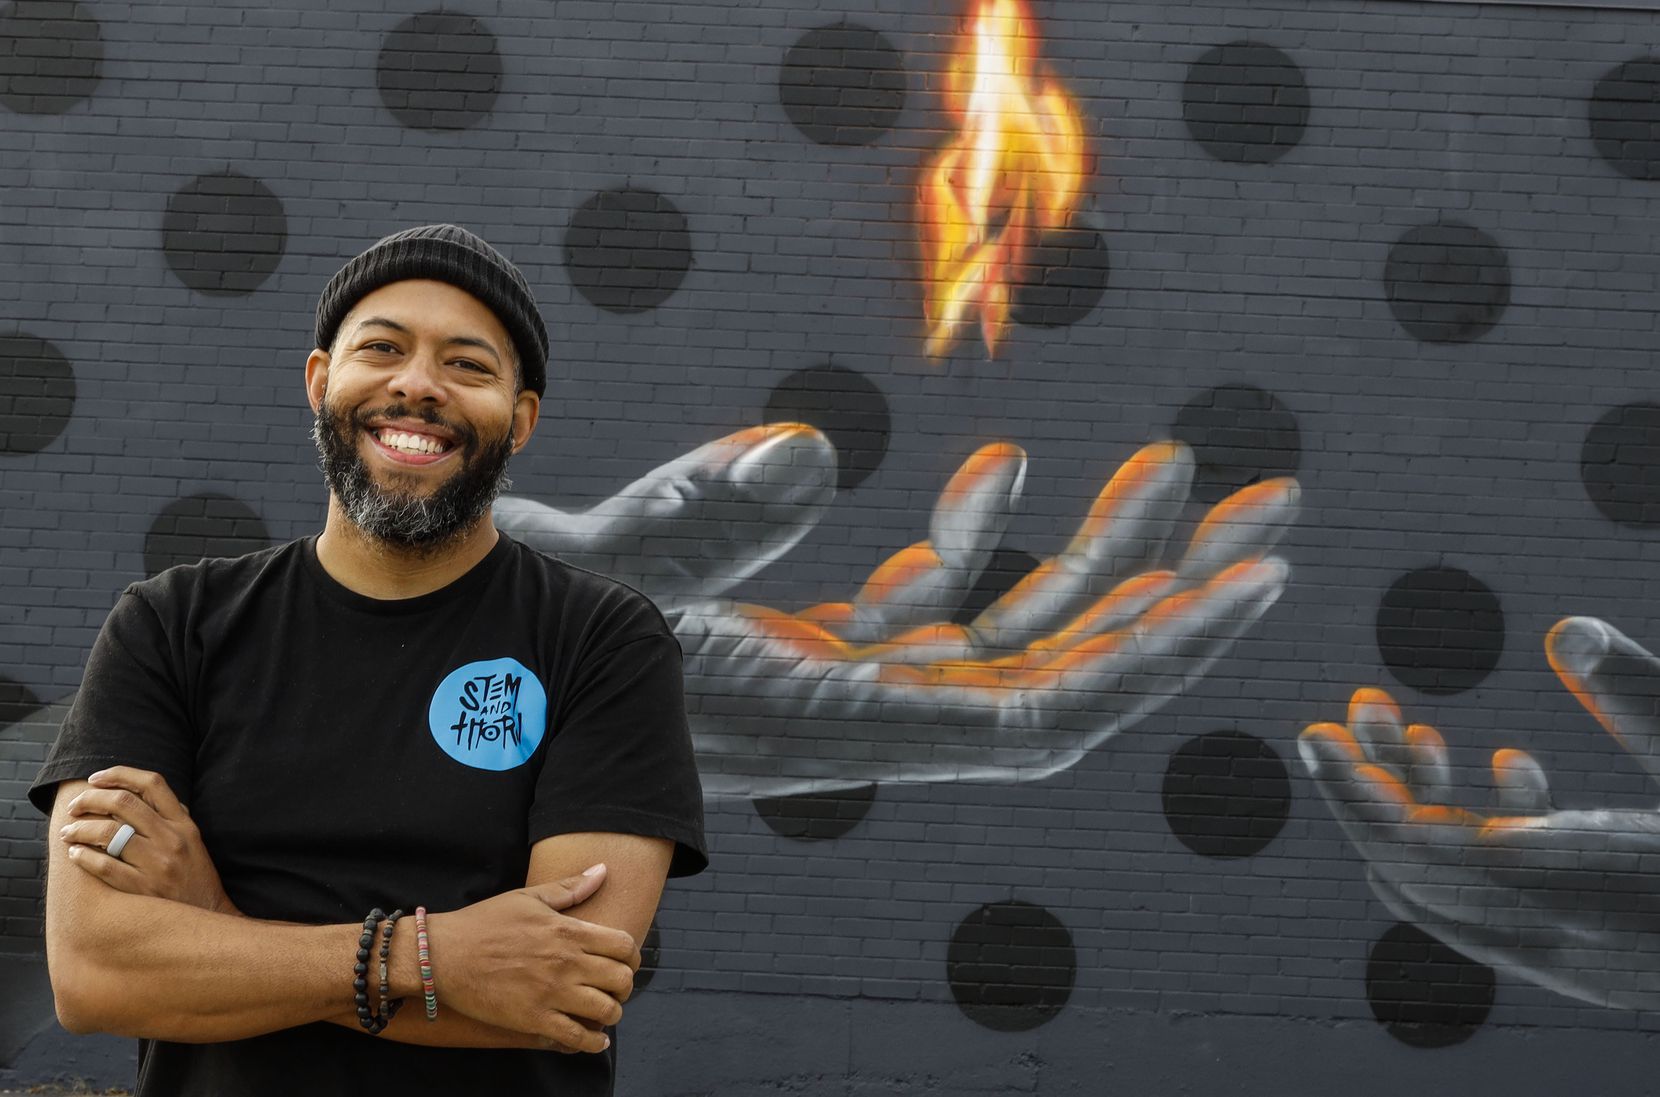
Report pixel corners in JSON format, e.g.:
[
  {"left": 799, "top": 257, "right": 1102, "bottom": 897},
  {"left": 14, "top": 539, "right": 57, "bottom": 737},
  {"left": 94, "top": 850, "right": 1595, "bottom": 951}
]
[{"left": 377, "top": 430, "right": 448, "bottom": 456}]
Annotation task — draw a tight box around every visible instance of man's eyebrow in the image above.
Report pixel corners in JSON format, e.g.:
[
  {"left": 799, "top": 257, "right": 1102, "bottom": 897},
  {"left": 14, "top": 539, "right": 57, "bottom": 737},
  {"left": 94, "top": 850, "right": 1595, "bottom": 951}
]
[{"left": 353, "top": 317, "right": 504, "bottom": 367}]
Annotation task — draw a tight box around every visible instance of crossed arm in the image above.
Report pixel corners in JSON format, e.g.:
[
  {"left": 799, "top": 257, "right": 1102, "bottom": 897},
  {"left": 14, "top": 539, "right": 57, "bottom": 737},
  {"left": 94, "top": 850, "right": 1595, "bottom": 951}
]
[{"left": 45, "top": 769, "right": 672, "bottom": 1050}]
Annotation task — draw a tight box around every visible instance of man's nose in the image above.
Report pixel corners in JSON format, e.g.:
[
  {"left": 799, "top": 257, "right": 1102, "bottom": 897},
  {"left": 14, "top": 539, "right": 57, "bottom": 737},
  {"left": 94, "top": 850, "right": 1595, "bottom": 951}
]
[{"left": 385, "top": 351, "right": 447, "bottom": 404}]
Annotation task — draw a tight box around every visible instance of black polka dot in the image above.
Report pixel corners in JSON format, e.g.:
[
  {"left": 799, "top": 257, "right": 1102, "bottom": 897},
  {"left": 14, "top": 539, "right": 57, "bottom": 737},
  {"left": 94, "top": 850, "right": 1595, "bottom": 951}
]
[
  {"left": 564, "top": 188, "right": 693, "bottom": 315},
  {"left": 1590, "top": 57, "right": 1660, "bottom": 181},
  {"left": 946, "top": 901, "right": 1075, "bottom": 1032},
  {"left": 1171, "top": 384, "right": 1301, "bottom": 505},
  {"left": 1182, "top": 42, "right": 1309, "bottom": 164},
  {"left": 778, "top": 22, "right": 906, "bottom": 146},
  {"left": 762, "top": 365, "right": 891, "bottom": 492},
  {"left": 1366, "top": 923, "right": 1495, "bottom": 1048},
  {"left": 634, "top": 923, "right": 660, "bottom": 991},
  {"left": 953, "top": 549, "right": 1041, "bottom": 626},
  {"left": 144, "top": 494, "right": 272, "bottom": 578},
  {"left": 1581, "top": 402, "right": 1660, "bottom": 529},
  {"left": 0, "top": 675, "right": 42, "bottom": 725},
  {"left": 753, "top": 784, "right": 877, "bottom": 841},
  {"left": 1161, "top": 731, "right": 1291, "bottom": 859},
  {"left": 1383, "top": 221, "right": 1510, "bottom": 344},
  {"left": 0, "top": 0, "right": 103, "bottom": 115},
  {"left": 376, "top": 11, "right": 502, "bottom": 132},
  {"left": 0, "top": 334, "right": 75, "bottom": 455},
  {"left": 1010, "top": 227, "right": 1111, "bottom": 330},
  {"left": 162, "top": 172, "right": 288, "bottom": 297},
  {"left": 1376, "top": 567, "right": 1504, "bottom": 696}
]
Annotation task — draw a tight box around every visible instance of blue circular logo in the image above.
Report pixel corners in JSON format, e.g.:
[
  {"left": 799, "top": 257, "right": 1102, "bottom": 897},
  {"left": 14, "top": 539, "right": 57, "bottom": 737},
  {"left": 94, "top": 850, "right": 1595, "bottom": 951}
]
[{"left": 427, "top": 657, "right": 548, "bottom": 771}]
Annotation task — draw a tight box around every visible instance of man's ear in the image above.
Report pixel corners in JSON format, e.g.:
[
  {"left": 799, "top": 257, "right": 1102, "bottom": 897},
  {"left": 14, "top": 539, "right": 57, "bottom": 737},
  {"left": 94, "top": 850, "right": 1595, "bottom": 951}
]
[
  {"left": 305, "top": 349, "right": 330, "bottom": 414},
  {"left": 511, "top": 389, "right": 541, "bottom": 454}
]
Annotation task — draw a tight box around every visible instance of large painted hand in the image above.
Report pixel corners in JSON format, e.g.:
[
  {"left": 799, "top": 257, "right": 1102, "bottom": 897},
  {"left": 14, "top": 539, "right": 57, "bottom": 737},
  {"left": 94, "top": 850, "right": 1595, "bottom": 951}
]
[
  {"left": 1300, "top": 620, "right": 1660, "bottom": 1011},
  {"left": 494, "top": 423, "right": 837, "bottom": 606},
  {"left": 678, "top": 440, "right": 1297, "bottom": 796}
]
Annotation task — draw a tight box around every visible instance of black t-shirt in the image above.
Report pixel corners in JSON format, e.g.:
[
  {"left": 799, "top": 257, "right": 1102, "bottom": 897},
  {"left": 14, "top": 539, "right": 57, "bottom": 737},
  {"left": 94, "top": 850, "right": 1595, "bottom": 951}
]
[{"left": 29, "top": 532, "right": 706, "bottom": 1097}]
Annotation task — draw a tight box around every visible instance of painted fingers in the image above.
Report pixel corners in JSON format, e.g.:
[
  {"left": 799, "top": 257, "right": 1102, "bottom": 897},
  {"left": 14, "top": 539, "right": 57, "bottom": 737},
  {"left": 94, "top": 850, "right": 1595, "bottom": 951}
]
[
  {"left": 1547, "top": 615, "right": 1660, "bottom": 789},
  {"left": 832, "top": 443, "right": 1027, "bottom": 645},
  {"left": 496, "top": 423, "right": 837, "bottom": 602}
]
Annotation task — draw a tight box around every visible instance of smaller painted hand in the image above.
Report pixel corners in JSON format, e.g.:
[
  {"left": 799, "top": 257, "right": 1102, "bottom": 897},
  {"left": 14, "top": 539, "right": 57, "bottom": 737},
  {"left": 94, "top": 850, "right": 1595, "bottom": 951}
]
[{"left": 1300, "top": 616, "right": 1660, "bottom": 1011}]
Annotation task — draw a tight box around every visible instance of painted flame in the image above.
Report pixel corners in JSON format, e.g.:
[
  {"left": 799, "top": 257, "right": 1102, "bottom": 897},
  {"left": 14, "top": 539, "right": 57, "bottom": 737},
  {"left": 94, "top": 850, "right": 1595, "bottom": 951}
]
[{"left": 920, "top": 0, "right": 1089, "bottom": 358}]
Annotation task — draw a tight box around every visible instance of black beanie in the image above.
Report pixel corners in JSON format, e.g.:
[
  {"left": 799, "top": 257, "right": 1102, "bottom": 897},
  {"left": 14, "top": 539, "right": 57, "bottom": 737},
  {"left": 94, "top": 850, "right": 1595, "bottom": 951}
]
[{"left": 314, "top": 224, "right": 550, "bottom": 395}]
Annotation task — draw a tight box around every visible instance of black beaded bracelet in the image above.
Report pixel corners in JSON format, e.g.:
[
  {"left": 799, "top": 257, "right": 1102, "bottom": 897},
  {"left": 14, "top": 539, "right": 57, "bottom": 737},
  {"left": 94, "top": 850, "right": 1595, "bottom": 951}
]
[{"left": 353, "top": 908, "right": 386, "bottom": 1033}]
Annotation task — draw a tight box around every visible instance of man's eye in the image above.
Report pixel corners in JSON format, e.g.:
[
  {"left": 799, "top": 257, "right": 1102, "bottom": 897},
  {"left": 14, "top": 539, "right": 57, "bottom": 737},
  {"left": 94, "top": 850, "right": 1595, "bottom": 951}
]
[
  {"left": 454, "top": 359, "right": 490, "bottom": 374},
  {"left": 364, "top": 341, "right": 398, "bottom": 354}
]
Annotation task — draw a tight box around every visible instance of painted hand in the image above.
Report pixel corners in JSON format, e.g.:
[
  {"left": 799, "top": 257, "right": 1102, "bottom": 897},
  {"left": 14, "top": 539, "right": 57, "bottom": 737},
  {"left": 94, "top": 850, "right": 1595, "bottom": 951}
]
[
  {"left": 59, "top": 766, "right": 240, "bottom": 917},
  {"left": 493, "top": 423, "right": 837, "bottom": 607},
  {"left": 1300, "top": 617, "right": 1660, "bottom": 1011},
  {"left": 669, "top": 438, "right": 1294, "bottom": 797}
]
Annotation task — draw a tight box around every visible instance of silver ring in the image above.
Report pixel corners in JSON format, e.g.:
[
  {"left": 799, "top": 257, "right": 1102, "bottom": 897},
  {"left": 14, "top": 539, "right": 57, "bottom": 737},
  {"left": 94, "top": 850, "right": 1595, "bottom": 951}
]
[{"left": 106, "top": 823, "right": 136, "bottom": 860}]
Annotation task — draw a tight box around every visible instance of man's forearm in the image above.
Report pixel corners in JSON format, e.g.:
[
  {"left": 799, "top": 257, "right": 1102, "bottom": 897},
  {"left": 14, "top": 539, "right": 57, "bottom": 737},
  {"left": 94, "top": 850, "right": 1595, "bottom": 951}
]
[{"left": 49, "top": 889, "right": 421, "bottom": 1043}]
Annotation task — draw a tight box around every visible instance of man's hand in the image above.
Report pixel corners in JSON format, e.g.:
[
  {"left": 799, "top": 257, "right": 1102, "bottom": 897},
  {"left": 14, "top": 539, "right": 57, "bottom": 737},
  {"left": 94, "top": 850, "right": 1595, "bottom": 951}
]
[
  {"left": 426, "top": 868, "right": 640, "bottom": 1052},
  {"left": 497, "top": 429, "right": 1298, "bottom": 797},
  {"left": 57, "top": 768, "right": 635, "bottom": 1050},
  {"left": 58, "top": 766, "right": 239, "bottom": 916},
  {"left": 1300, "top": 619, "right": 1660, "bottom": 1011}
]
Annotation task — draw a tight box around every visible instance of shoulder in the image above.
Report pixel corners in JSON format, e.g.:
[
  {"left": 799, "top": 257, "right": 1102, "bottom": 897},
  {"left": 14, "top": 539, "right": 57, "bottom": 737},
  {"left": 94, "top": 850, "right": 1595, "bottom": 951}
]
[
  {"left": 502, "top": 537, "right": 676, "bottom": 650},
  {"left": 122, "top": 539, "right": 307, "bottom": 621}
]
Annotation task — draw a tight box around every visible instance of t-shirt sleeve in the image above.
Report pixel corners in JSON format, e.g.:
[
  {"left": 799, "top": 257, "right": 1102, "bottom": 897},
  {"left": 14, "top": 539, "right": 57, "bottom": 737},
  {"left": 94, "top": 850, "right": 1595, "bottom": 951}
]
[
  {"left": 529, "top": 630, "right": 707, "bottom": 877},
  {"left": 27, "top": 589, "right": 196, "bottom": 817}
]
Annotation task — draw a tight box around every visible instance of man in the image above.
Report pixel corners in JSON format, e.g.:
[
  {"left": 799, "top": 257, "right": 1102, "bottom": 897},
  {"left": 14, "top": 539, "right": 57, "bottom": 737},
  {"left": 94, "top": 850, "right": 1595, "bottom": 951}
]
[{"left": 27, "top": 223, "right": 707, "bottom": 1096}]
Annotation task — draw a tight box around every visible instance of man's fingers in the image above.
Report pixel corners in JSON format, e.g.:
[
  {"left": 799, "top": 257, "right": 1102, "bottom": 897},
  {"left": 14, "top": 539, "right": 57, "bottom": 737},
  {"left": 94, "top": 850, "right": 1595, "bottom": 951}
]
[
  {"left": 64, "top": 842, "right": 149, "bottom": 894},
  {"left": 66, "top": 786, "right": 165, "bottom": 835},
  {"left": 1492, "top": 748, "right": 1553, "bottom": 814},
  {"left": 1547, "top": 615, "right": 1660, "bottom": 790},
  {"left": 529, "top": 864, "right": 607, "bottom": 911},
  {"left": 58, "top": 818, "right": 130, "bottom": 852},
  {"left": 87, "top": 766, "right": 190, "bottom": 822},
  {"left": 537, "top": 1011, "right": 611, "bottom": 1054}
]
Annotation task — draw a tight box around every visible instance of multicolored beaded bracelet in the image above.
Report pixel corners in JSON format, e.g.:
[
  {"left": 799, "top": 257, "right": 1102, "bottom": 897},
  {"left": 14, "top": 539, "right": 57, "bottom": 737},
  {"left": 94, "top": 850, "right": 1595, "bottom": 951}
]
[{"left": 414, "top": 906, "right": 438, "bottom": 1021}]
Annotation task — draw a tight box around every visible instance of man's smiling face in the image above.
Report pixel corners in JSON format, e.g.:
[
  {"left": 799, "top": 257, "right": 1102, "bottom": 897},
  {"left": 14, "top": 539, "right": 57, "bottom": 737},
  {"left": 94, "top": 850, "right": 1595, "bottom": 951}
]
[{"left": 305, "top": 279, "right": 540, "bottom": 550}]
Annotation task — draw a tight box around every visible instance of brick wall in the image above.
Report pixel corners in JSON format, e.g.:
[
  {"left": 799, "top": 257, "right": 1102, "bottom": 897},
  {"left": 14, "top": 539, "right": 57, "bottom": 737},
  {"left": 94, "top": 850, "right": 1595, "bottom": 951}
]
[{"left": 4, "top": 0, "right": 1660, "bottom": 1090}]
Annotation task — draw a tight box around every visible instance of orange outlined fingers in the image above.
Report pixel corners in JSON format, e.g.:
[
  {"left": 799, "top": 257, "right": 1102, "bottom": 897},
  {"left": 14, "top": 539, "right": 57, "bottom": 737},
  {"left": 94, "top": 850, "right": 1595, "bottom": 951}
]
[
  {"left": 929, "top": 442, "right": 1027, "bottom": 567},
  {"left": 1492, "top": 747, "right": 1552, "bottom": 815},
  {"left": 1176, "top": 477, "right": 1301, "bottom": 582},
  {"left": 1404, "top": 722, "right": 1453, "bottom": 803}
]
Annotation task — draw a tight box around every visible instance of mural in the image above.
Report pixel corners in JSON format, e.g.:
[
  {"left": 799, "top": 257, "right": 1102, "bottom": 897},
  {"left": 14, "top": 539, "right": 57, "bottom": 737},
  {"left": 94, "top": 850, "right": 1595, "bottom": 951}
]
[
  {"left": 1302, "top": 616, "right": 1660, "bottom": 1012},
  {"left": 6, "top": 0, "right": 1660, "bottom": 1086},
  {"left": 919, "top": 0, "right": 1088, "bottom": 357},
  {"left": 496, "top": 424, "right": 1298, "bottom": 795}
]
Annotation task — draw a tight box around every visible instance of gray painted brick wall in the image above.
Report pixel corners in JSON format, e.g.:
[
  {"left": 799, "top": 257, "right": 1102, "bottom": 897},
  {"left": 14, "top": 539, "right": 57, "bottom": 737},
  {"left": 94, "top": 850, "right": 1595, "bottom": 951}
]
[{"left": 4, "top": 0, "right": 1660, "bottom": 1090}]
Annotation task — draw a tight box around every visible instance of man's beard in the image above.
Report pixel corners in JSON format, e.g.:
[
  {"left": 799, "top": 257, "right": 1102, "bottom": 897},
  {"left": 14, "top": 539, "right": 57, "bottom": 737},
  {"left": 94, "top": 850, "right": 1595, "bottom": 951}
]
[{"left": 312, "top": 394, "right": 514, "bottom": 553}]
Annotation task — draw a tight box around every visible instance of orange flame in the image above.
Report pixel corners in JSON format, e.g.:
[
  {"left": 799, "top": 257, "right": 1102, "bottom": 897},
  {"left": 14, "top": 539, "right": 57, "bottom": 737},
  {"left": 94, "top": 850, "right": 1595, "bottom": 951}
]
[{"left": 920, "top": 0, "right": 1089, "bottom": 358}]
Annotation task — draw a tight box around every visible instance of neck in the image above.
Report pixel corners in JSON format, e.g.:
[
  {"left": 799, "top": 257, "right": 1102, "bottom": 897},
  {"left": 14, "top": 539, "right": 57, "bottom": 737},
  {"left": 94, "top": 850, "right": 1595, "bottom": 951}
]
[{"left": 315, "top": 497, "right": 502, "bottom": 599}]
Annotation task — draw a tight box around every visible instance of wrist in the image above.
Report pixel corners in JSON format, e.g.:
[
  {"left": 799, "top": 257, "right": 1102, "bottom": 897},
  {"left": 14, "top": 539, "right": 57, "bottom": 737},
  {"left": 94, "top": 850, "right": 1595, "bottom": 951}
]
[{"left": 386, "top": 911, "right": 424, "bottom": 999}]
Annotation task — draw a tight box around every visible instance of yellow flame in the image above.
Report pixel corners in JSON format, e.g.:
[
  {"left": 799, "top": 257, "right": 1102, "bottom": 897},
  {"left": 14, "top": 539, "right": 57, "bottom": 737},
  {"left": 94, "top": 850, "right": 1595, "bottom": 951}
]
[{"left": 921, "top": 0, "right": 1088, "bottom": 358}]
